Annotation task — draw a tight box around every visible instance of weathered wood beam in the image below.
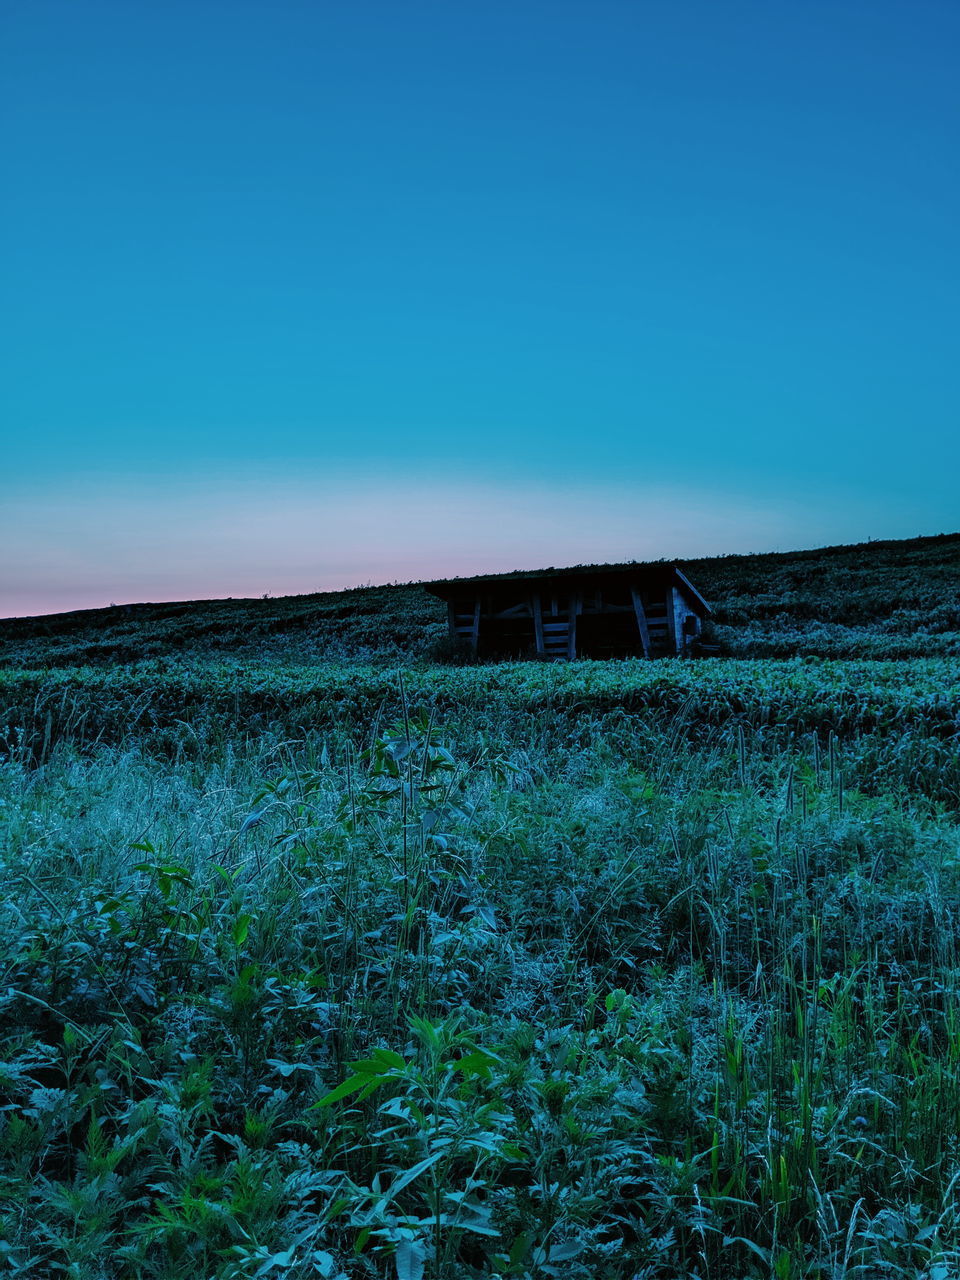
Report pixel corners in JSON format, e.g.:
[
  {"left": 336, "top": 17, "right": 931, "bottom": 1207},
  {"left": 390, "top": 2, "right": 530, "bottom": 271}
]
[
  {"left": 630, "top": 588, "right": 651, "bottom": 659},
  {"left": 664, "top": 586, "right": 679, "bottom": 655},
  {"left": 471, "top": 597, "right": 481, "bottom": 651},
  {"left": 530, "top": 592, "right": 545, "bottom": 657},
  {"left": 567, "top": 594, "right": 579, "bottom": 659}
]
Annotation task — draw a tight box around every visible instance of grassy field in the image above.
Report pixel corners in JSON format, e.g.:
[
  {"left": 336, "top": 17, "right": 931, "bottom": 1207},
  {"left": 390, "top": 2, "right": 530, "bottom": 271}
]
[{"left": 1, "top": 535, "right": 959, "bottom": 1278}]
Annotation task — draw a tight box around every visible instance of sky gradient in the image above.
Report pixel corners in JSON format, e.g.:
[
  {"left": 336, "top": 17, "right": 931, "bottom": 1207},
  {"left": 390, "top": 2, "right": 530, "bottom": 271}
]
[{"left": 3, "top": 1, "right": 958, "bottom": 616}]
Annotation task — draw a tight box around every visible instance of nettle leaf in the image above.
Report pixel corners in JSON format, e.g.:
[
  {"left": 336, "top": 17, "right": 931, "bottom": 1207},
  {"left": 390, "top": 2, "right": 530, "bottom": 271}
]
[
  {"left": 509, "top": 1232, "right": 533, "bottom": 1265},
  {"left": 239, "top": 809, "right": 268, "bottom": 835},
  {"left": 380, "top": 1152, "right": 444, "bottom": 1207},
  {"left": 451, "top": 1049, "right": 503, "bottom": 1079},
  {"left": 384, "top": 738, "right": 414, "bottom": 765},
  {"left": 535, "top": 1237, "right": 585, "bottom": 1264},
  {"left": 232, "top": 913, "right": 253, "bottom": 946},
  {"left": 407, "top": 1014, "right": 443, "bottom": 1053},
  {"left": 394, "top": 1238, "right": 426, "bottom": 1280},
  {"left": 312, "top": 1074, "right": 368, "bottom": 1109},
  {"left": 359, "top": 1047, "right": 407, "bottom": 1072},
  {"left": 311, "top": 1251, "right": 339, "bottom": 1278},
  {"left": 265, "top": 1058, "right": 314, "bottom": 1078},
  {"left": 313, "top": 1059, "right": 398, "bottom": 1109},
  {"left": 476, "top": 903, "right": 497, "bottom": 929}
]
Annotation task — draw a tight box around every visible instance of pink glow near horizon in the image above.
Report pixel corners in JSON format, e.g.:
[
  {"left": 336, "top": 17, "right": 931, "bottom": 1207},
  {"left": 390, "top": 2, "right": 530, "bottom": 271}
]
[{"left": 2, "top": 469, "right": 891, "bottom": 619}]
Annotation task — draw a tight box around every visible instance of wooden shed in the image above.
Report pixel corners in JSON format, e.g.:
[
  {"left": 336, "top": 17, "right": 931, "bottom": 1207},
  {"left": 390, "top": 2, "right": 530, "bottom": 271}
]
[{"left": 425, "top": 563, "right": 710, "bottom": 660}]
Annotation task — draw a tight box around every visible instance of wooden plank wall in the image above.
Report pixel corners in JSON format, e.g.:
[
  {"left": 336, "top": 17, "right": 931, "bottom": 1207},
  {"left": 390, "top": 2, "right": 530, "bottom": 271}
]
[
  {"left": 530, "top": 592, "right": 545, "bottom": 655},
  {"left": 444, "top": 577, "right": 702, "bottom": 658},
  {"left": 630, "top": 588, "right": 652, "bottom": 658}
]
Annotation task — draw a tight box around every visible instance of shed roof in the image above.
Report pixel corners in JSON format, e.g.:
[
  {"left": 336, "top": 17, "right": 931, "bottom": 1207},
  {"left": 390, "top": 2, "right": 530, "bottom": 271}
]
[{"left": 424, "top": 561, "right": 711, "bottom": 615}]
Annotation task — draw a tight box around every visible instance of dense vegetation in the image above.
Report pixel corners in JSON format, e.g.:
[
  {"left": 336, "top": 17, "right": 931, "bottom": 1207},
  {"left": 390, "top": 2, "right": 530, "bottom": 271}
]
[
  {"left": 1, "top": 533, "right": 959, "bottom": 1278},
  {"left": 2, "top": 532, "right": 958, "bottom": 667}
]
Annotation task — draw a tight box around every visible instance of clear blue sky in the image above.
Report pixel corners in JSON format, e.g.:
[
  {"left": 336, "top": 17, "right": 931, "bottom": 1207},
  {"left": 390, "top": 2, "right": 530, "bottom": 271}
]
[{"left": 3, "top": 1, "right": 958, "bottom": 615}]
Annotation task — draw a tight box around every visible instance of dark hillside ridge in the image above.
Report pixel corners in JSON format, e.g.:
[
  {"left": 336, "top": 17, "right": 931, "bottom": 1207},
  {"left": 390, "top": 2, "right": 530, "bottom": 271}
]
[
  {"left": 690, "top": 531, "right": 960, "bottom": 658},
  {"left": 2, "top": 531, "right": 958, "bottom": 666}
]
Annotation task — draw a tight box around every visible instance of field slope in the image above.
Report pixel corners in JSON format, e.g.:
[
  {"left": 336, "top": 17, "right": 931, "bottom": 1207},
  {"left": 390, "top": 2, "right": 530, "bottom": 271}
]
[
  {"left": 2, "top": 530, "right": 958, "bottom": 666},
  {"left": 0, "top": 532, "right": 959, "bottom": 1278}
]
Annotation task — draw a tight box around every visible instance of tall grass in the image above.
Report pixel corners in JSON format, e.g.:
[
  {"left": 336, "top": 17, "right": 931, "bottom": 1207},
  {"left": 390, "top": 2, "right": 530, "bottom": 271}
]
[{"left": 2, "top": 666, "right": 959, "bottom": 1277}]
